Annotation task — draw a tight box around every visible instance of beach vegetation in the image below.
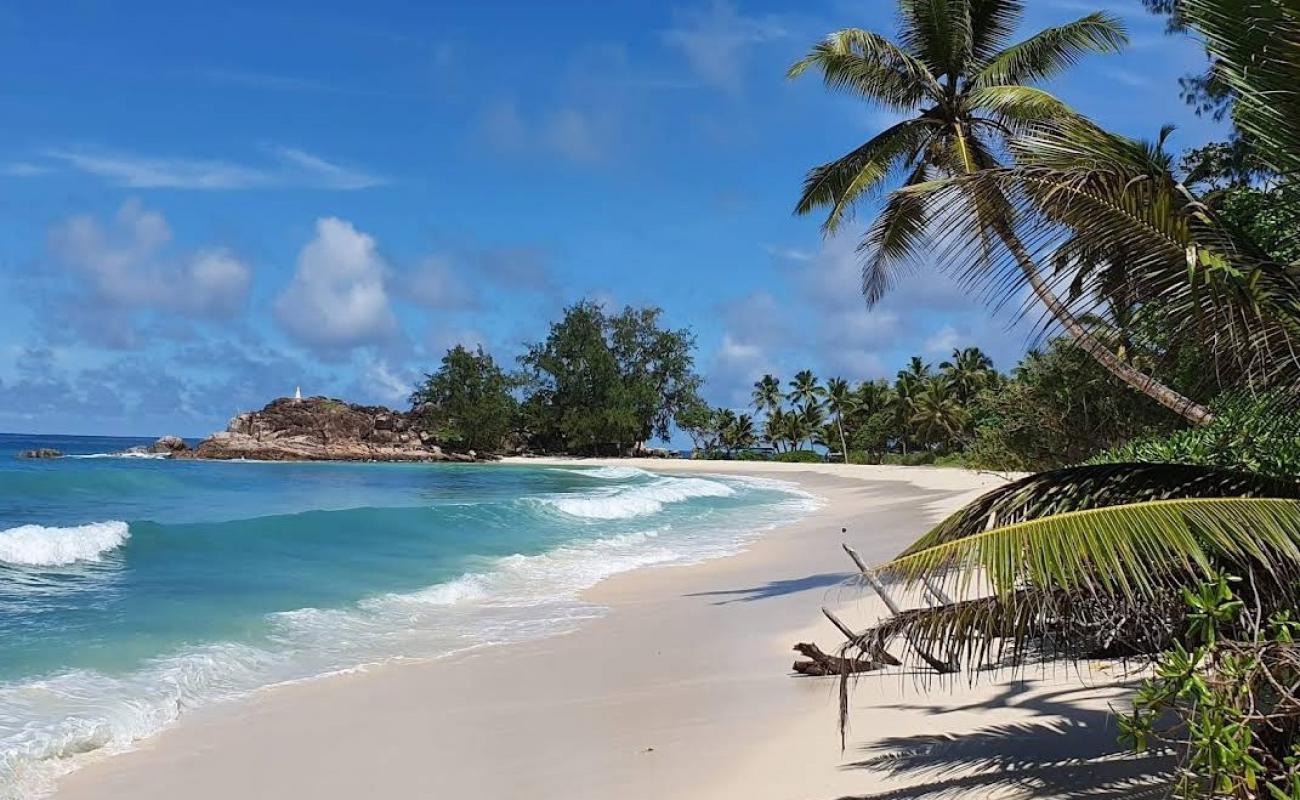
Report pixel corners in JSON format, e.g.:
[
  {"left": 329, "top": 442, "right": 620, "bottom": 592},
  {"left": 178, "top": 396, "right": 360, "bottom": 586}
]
[
  {"left": 794, "top": 0, "right": 1300, "bottom": 795},
  {"left": 409, "top": 345, "right": 518, "bottom": 453},
  {"left": 517, "top": 301, "right": 702, "bottom": 456}
]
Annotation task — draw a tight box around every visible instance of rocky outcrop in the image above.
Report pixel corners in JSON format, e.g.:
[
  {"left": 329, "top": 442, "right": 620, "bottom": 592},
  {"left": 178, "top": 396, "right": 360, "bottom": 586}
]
[
  {"left": 188, "top": 397, "right": 475, "bottom": 462},
  {"left": 18, "top": 448, "right": 62, "bottom": 459},
  {"left": 149, "top": 435, "right": 190, "bottom": 455}
]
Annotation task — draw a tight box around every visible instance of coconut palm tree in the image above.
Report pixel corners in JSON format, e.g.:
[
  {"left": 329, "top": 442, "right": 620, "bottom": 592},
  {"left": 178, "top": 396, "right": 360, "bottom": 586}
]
[
  {"left": 940, "top": 347, "right": 995, "bottom": 404},
  {"left": 789, "top": 1, "right": 1215, "bottom": 425},
  {"left": 909, "top": 378, "right": 969, "bottom": 450},
  {"left": 722, "top": 413, "right": 757, "bottom": 454},
  {"left": 763, "top": 407, "right": 789, "bottom": 453},
  {"left": 824, "top": 376, "right": 856, "bottom": 463},
  {"left": 788, "top": 370, "right": 823, "bottom": 408},
  {"left": 751, "top": 374, "right": 783, "bottom": 416},
  {"left": 796, "top": 401, "right": 826, "bottom": 451}
]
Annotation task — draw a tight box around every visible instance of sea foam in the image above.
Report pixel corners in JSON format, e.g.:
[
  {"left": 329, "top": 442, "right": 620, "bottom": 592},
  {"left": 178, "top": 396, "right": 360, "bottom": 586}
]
[
  {"left": 539, "top": 477, "right": 735, "bottom": 519},
  {"left": 0, "top": 522, "right": 129, "bottom": 567}
]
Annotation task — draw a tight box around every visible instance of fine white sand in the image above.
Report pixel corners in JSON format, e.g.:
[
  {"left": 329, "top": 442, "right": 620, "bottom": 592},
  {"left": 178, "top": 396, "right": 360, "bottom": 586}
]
[{"left": 54, "top": 460, "right": 1164, "bottom": 800}]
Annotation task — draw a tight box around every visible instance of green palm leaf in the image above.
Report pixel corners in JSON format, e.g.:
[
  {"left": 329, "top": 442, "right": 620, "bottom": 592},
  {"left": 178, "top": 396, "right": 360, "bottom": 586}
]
[
  {"left": 908, "top": 462, "right": 1300, "bottom": 553},
  {"left": 895, "top": 119, "right": 1300, "bottom": 394},
  {"left": 1181, "top": 0, "right": 1300, "bottom": 178},
  {"left": 787, "top": 28, "right": 943, "bottom": 107},
  {"left": 795, "top": 119, "right": 938, "bottom": 233},
  {"left": 882, "top": 497, "right": 1300, "bottom": 601},
  {"left": 975, "top": 12, "right": 1128, "bottom": 87},
  {"left": 966, "top": 85, "right": 1075, "bottom": 124}
]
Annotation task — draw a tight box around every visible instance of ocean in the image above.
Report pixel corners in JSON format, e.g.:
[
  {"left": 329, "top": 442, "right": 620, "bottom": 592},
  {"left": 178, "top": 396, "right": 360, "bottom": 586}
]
[{"left": 0, "top": 433, "right": 817, "bottom": 798}]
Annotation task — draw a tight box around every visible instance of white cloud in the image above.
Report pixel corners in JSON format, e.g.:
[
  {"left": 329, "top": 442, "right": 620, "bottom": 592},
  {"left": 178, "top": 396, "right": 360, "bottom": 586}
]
[
  {"left": 662, "top": 0, "right": 788, "bottom": 92},
  {"left": 41, "top": 146, "right": 385, "bottom": 190},
  {"left": 405, "top": 255, "right": 478, "bottom": 309},
  {"left": 364, "top": 359, "right": 415, "bottom": 406},
  {"left": 48, "top": 200, "right": 251, "bottom": 318},
  {"left": 710, "top": 332, "right": 775, "bottom": 405},
  {"left": 1, "top": 162, "right": 51, "bottom": 177},
  {"left": 481, "top": 99, "right": 615, "bottom": 165},
  {"left": 426, "top": 325, "right": 490, "bottom": 357},
  {"left": 923, "top": 325, "right": 962, "bottom": 355},
  {"left": 274, "top": 217, "right": 398, "bottom": 350}
]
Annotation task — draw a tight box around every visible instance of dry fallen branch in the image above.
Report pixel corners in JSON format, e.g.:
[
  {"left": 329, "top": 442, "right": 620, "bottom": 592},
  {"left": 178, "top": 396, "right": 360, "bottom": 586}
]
[{"left": 792, "top": 642, "right": 883, "bottom": 676}]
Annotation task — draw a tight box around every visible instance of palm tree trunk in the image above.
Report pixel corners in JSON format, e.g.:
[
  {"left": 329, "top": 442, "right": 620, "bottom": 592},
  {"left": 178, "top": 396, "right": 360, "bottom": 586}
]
[
  {"left": 992, "top": 222, "right": 1215, "bottom": 426},
  {"left": 836, "top": 416, "right": 849, "bottom": 464}
]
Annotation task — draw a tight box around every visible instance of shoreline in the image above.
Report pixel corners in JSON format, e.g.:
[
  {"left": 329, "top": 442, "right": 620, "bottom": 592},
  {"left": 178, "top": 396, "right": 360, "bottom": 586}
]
[{"left": 53, "top": 461, "right": 1141, "bottom": 800}]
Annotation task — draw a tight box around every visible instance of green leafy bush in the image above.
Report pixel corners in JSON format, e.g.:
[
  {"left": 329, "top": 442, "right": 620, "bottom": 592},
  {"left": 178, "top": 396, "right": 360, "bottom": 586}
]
[
  {"left": 1121, "top": 575, "right": 1300, "bottom": 798},
  {"left": 879, "top": 452, "right": 938, "bottom": 466},
  {"left": 774, "top": 450, "right": 823, "bottom": 463},
  {"left": 737, "top": 450, "right": 773, "bottom": 461},
  {"left": 1094, "top": 393, "right": 1300, "bottom": 480}
]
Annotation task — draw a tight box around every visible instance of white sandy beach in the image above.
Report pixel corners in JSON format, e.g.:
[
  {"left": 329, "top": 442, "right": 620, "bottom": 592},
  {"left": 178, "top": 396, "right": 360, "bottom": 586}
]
[{"left": 54, "top": 461, "right": 1163, "bottom": 800}]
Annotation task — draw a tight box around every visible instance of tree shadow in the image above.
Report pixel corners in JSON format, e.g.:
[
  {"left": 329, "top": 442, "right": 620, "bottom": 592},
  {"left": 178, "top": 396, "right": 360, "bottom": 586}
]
[
  {"left": 832, "top": 680, "right": 1176, "bottom": 799},
  {"left": 684, "top": 572, "right": 854, "bottom": 604}
]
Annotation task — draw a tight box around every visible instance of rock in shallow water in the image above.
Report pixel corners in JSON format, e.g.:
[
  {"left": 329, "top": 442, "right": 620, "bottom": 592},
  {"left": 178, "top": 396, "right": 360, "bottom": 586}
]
[{"left": 18, "top": 448, "right": 62, "bottom": 459}]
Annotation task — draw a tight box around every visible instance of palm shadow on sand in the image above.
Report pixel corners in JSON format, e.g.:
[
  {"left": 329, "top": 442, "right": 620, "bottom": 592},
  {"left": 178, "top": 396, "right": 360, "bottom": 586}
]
[{"left": 829, "top": 680, "right": 1175, "bottom": 800}]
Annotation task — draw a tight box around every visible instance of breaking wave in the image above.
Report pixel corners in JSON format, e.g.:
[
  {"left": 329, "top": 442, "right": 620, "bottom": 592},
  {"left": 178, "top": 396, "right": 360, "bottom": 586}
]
[{"left": 0, "top": 522, "right": 130, "bottom": 567}]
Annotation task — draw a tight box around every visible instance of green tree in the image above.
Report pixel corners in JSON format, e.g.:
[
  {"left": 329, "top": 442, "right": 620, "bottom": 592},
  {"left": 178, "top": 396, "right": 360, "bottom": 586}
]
[
  {"left": 824, "top": 376, "right": 856, "bottom": 463},
  {"left": 908, "top": 378, "right": 968, "bottom": 451},
  {"left": 940, "top": 347, "right": 995, "bottom": 405},
  {"left": 751, "top": 374, "right": 783, "bottom": 416},
  {"left": 763, "top": 408, "right": 791, "bottom": 453},
  {"left": 720, "top": 412, "right": 757, "bottom": 455},
  {"left": 788, "top": 1, "right": 1216, "bottom": 425},
  {"left": 608, "top": 305, "right": 703, "bottom": 447},
  {"left": 675, "top": 397, "right": 720, "bottom": 455},
  {"left": 410, "top": 345, "right": 517, "bottom": 453},
  {"left": 788, "top": 370, "right": 822, "bottom": 407},
  {"left": 519, "top": 301, "right": 701, "bottom": 455}
]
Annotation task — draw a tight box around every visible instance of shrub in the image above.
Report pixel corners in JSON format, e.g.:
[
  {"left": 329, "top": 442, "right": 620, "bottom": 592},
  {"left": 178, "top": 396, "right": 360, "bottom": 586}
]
[
  {"left": 737, "top": 450, "right": 774, "bottom": 461},
  {"left": 879, "top": 452, "right": 937, "bottom": 466},
  {"left": 774, "top": 449, "right": 823, "bottom": 463},
  {"left": 1093, "top": 393, "right": 1300, "bottom": 480}
]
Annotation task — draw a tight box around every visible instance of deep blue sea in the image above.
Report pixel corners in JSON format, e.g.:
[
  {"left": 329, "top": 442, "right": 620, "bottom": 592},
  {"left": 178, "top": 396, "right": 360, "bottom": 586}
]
[{"left": 0, "top": 433, "right": 816, "bottom": 798}]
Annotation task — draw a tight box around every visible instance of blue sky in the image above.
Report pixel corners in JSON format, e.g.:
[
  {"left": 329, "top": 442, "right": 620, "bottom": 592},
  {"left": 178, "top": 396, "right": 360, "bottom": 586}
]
[{"left": 0, "top": 0, "right": 1222, "bottom": 438}]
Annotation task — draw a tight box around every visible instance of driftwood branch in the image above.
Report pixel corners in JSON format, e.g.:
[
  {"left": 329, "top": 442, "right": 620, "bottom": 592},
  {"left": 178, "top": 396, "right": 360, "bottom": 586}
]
[
  {"left": 792, "top": 642, "right": 882, "bottom": 676},
  {"left": 841, "top": 542, "right": 958, "bottom": 674}
]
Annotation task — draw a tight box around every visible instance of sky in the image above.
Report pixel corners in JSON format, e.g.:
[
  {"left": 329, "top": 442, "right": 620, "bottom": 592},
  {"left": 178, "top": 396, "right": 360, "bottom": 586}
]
[{"left": 0, "top": 0, "right": 1225, "bottom": 439}]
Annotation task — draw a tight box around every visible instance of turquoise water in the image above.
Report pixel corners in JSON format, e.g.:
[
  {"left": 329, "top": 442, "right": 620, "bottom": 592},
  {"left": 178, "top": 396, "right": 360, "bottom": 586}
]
[{"left": 0, "top": 434, "right": 816, "bottom": 798}]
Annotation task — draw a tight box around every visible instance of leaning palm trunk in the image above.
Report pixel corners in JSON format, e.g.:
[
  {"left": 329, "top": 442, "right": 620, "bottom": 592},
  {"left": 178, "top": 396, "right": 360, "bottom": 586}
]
[
  {"left": 992, "top": 221, "right": 1215, "bottom": 425},
  {"left": 836, "top": 415, "right": 849, "bottom": 464}
]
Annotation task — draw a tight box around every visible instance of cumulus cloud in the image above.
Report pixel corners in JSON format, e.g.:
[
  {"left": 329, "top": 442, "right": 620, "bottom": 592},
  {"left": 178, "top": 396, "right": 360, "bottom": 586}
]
[
  {"left": 274, "top": 217, "right": 399, "bottom": 351},
  {"left": 47, "top": 200, "right": 251, "bottom": 320}
]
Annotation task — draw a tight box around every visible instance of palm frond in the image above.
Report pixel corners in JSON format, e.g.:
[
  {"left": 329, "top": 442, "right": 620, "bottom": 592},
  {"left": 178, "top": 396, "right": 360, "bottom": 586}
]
[
  {"left": 795, "top": 118, "right": 938, "bottom": 233},
  {"left": 894, "top": 120, "right": 1300, "bottom": 394},
  {"left": 975, "top": 12, "right": 1128, "bottom": 87},
  {"left": 967, "top": 0, "right": 1024, "bottom": 63},
  {"left": 1181, "top": 0, "right": 1300, "bottom": 178},
  {"left": 882, "top": 497, "right": 1300, "bottom": 601},
  {"left": 906, "top": 462, "right": 1300, "bottom": 555},
  {"left": 966, "top": 85, "right": 1075, "bottom": 125},
  {"left": 860, "top": 162, "right": 933, "bottom": 304},
  {"left": 898, "top": 0, "right": 968, "bottom": 77},
  {"left": 788, "top": 28, "right": 943, "bottom": 109}
]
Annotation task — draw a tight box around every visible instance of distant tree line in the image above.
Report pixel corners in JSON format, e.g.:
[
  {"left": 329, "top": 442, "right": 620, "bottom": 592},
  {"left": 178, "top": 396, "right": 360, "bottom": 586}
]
[{"left": 676, "top": 339, "right": 1186, "bottom": 470}]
